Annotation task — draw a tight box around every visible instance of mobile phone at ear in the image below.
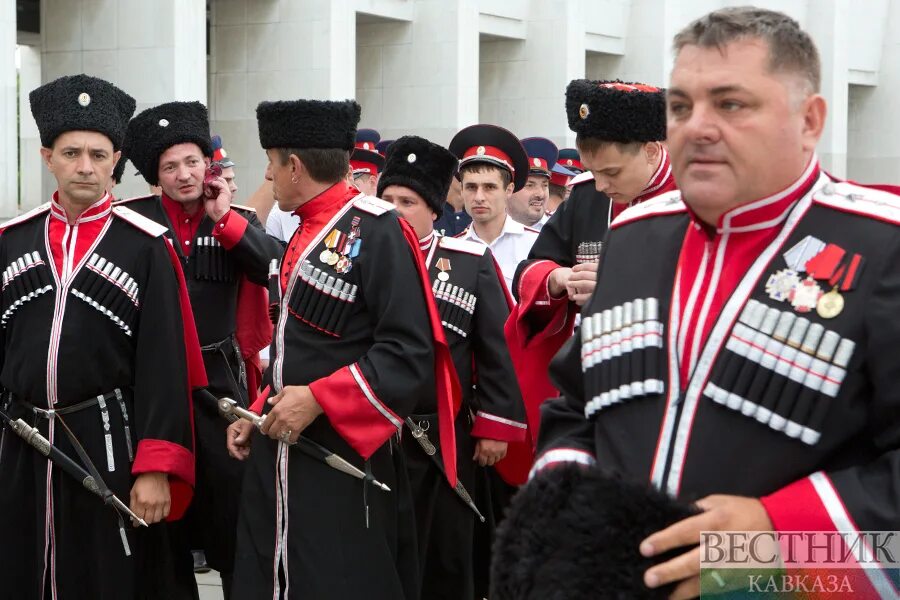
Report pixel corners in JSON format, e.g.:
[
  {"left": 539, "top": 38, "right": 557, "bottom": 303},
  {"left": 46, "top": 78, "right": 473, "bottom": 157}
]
[{"left": 203, "top": 163, "right": 223, "bottom": 198}]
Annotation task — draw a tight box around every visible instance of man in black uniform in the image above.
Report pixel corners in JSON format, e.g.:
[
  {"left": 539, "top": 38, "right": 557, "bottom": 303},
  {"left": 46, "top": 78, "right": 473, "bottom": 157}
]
[
  {"left": 535, "top": 8, "right": 900, "bottom": 598},
  {"left": 226, "top": 99, "right": 457, "bottom": 600},
  {"left": 378, "top": 135, "right": 527, "bottom": 600},
  {"left": 0, "top": 74, "right": 200, "bottom": 599},
  {"left": 121, "top": 100, "right": 281, "bottom": 598},
  {"left": 502, "top": 79, "right": 675, "bottom": 484}
]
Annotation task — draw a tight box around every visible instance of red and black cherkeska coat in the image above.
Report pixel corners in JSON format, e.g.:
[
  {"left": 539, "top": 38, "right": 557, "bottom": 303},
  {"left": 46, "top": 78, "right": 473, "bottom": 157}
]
[
  {"left": 0, "top": 194, "right": 202, "bottom": 600},
  {"left": 405, "top": 232, "right": 526, "bottom": 600},
  {"left": 502, "top": 149, "right": 676, "bottom": 484},
  {"left": 536, "top": 167, "right": 900, "bottom": 599},
  {"left": 234, "top": 181, "right": 457, "bottom": 600},
  {"left": 114, "top": 194, "right": 282, "bottom": 575}
]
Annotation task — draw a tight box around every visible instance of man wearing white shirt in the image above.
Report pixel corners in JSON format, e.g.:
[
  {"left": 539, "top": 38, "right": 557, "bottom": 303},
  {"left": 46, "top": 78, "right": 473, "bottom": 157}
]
[
  {"left": 448, "top": 125, "right": 537, "bottom": 296},
  {"left": 265, "top": 205, "right": 300, "bottom": 242}
]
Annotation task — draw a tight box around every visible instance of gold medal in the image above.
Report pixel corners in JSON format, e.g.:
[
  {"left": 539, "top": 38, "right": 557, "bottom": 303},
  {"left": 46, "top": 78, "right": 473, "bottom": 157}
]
[
  {"left": 326, "top": 252, "right": 340, "bottom": 266},
  {"left": 816, "top": 287, "right": 844, "bottom": 319},
  {"left": 319, "top": 250, "right": 333, "bottom": 264}
]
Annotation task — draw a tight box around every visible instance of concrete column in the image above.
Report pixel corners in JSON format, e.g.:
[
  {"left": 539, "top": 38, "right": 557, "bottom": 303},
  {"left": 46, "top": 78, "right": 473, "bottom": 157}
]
[
  {"left": 806, "top": 0, "right": 850, "bottom": 178},
  {"left": 39, "top": 0, "right": 207, "bottom": 200},
  {"left": 848, "top": 0, "right": 900, "bottom": 183},
  {"left": 0, "top": 2, "right": 17, "bottom": 218},
  {"left": 210, "top": 0, "right": 366, "bottom": 193},
  {"left": 18, "top": 45, "right": 43, "bottom": 211}
]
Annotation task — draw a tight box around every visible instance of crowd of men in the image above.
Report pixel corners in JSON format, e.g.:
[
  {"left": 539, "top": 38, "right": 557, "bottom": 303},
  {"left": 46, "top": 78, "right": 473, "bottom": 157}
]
[{"left": 0, "top": 6, "right": 898, "bottom": 600}]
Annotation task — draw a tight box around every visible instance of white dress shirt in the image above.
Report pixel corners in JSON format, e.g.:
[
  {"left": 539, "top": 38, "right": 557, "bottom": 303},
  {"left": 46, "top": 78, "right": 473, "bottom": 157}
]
[
  {"left": 265, "top": 206, "right": 301, "bottom": 242},
  {"left": 460, "top": 215, "right": 539, "bottom": 299}
]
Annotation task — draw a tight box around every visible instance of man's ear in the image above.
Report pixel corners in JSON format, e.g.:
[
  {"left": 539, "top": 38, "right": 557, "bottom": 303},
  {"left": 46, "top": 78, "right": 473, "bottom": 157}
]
[
  {"left": 506, "top": 182, "right": 515, "bottom": 198},
  {"left": 801, "top": 93, "right": 827, "bottom": 152},
  {"left": 40, "top": 147, "right": 54, "bottom": 171},
  {"left": 644, "top": 141, "right": 661, "bottom": 164},
  {"left": 289, "top": 153, "right": 305, "bottom": 180}
]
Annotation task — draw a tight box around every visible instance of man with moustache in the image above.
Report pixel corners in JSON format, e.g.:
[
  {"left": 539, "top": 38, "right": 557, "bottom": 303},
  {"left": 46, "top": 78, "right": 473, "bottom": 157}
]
[
  {"left": 0, "top": 74, "right": 200, "bottom": 599},
  {"left": 534, "top": 8, "right": 900, "bottom": 598},
  {"left": 121, "top": 101, "right": 280, "bottom": 598},
  {"left": 226, "top": 99, "right": 457, "bottom": 600}
]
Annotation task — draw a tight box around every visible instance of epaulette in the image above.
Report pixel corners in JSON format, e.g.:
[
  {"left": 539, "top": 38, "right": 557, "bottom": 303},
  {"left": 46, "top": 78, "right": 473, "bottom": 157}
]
[
  {"left": 112, "top": 205, "right": 168, "bottom": 237},
  {"left": 0, "top": 203, "right": 51, "bottom": 232},
  {"left": 569, "top": 171, "right": 594, "bottom": 187},
  {"left": 438, "top": 235, "right": 487, "bottom": 256},
  {"left": 610, "top": 190, "right": 686, "bottom": 229},
  {"left": 111, "top": 194, "right": 155, "bottom": 206},
  {"left": 813, "top": 181, "right": 900, "bottom": 226},
  {"left": 231, "top": 203, "right": 257, "bottom": 214},
  {"left": 352, "top": 195, "right": 395, "bottom": 216}
]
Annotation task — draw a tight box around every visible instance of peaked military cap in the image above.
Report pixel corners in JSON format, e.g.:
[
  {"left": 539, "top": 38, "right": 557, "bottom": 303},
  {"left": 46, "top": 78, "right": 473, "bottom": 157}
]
[{"left": 448, "top": 124, "right": 530, "bottom": 192}]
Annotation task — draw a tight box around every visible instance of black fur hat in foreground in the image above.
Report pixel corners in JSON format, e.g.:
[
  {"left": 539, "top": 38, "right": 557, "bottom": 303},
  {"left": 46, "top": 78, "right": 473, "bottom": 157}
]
[
  {"left": 377, "top": 136, "right": 458, "bottom": 214},
  {"left": 566, "top": 79, "right": 666, "bottom": 143},
  {"left": 124, "top": 101, "right": 212, "bottom": 185},
  {"left": 491, "top": 464, "right": 698, "bottom": 600},
  {"left": 256, "top": 99, "right": 361, "bottom": 151},
  {"left": 30, "top": 74, "right": 136, "bottom": 151}
]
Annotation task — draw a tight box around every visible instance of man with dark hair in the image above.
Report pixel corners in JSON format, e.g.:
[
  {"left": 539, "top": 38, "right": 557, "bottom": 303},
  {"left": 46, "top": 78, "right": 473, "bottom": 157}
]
[
  {"left": 379, "top": 135, "right": 526, "bottom": 600},
  {"left": 350, "top": 128, "right": 385, "bottom": 196},
  {"left": 532, "top": 7, "right": 900, "bottom": 599},
  {"left": 212, "top": 134, "right": 238, "bottom": 196},
  {"left": 226, "top": 99, "right": 457, "bottom": 600},
  {"left": 507, "top": 137, "right": 557, "bottom": 230},
  {"left": 0, "top": 74, "right": 201, "bottom": 599},
  {"left": 121, "top": 101, "right": 279, "bottom": 598},
  {"left": 501, "top": 80, "right": 676, "bottom": 484},
  {"left": 433, "top": 175, "right": 471, "bottom": 237},
  {"left": 451, "top": 124, "right": 538, "bottom": 296},
  {"left": 541, "top": 163, "right": 576, "bottom": 227}
]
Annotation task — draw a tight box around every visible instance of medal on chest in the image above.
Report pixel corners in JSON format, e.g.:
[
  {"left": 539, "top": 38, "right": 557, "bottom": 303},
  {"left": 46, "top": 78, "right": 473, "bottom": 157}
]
[
  {"left": 435, "top": 257, "right": 451, "bottom": 282},
  {"left": 764, "top": 235, "right": 865, "bottom": 320}
]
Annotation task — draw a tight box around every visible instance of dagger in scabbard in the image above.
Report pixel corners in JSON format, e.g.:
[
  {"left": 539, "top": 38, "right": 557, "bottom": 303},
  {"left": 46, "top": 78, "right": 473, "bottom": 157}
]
[
  {"left": 405, "top": 417, "right": 486, "bottom": 522},
  {"left": 196, "top": 390, "right": 391, "bottom": 492},
  {"left": 0, "top": 408, "right": 148, "bottom": 527}
]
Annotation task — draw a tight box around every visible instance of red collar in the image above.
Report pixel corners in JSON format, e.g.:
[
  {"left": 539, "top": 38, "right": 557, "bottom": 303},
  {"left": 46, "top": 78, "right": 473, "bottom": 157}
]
[
  {"left": 295, "top": 181, "right": 359, "bottom": 221},
  {"left": 49, "top": 191, "right": 112, "bottom": 224},
  {"left": 161, "top": 194, "right": 204, "bottom": 221},
  {"left": 418, "top": 230, "right": 437, "bottom": 253},
  {"left": 632, "top": 145, "right": 674, "bottom": 205},
  {"left": 687, "top": 158, "right": 820, "bottom": 234}
]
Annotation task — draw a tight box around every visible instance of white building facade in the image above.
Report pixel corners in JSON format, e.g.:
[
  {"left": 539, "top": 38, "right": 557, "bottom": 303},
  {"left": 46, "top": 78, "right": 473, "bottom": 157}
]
[{"left": 6, "top": 0, "right": 900, "bottom": 216}]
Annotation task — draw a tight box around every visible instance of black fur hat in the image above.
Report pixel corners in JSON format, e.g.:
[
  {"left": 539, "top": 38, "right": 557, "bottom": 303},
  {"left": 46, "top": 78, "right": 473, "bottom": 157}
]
[
  {"left": 124, "top": 101, "right": 212, "bottom": 185},
  {"left": 256, "top": 99, "right": 361, "bottom": 151},
  {"left": 377, "top": 136, "right": 458, "bottom": 214},
  {"left": 491, "top": 464, "right": 697, "bottom": 599},
  {"left": 566, "top": 79, "right": 666, "bottom": 143},
  {"left": 111, "top": 153, "right": 128, "bottom": 185},
  {"left": 29, "top": 74, "right": 136, "bottom": 151}
]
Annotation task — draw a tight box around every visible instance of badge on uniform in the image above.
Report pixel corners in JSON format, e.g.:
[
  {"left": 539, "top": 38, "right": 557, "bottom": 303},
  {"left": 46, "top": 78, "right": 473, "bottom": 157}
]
[
  {"left": 765, "top": 235, "right": 864, "bottom": 319},
  {"left": 435, "top": 257, "right": 451, "bottom": 282},
  {"left": 335, "top": 217, "right": 362, "bottom": 275},
  {"left": 576, "top": 241, "right": 602, "bottom": 264}
]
